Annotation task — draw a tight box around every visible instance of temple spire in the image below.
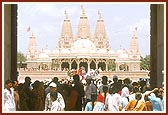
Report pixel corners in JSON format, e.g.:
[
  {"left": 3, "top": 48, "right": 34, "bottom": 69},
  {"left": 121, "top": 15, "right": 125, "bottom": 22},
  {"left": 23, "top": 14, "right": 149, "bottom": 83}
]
[
  {"left": 94, "top": 10, "right": 109, "bottom": 48},
  {"left": 129, "top": 27, "right": 140, "bottom": 59},
  {"left": 26, "top": 31, "right": 39, "bottom": 60},
  {"left": 133, "top": 27, "right": 138, "bottom": 37},
  {"left": 58, "top": 9, "right": 74, "bottom": 48},
  {"left": 64, "top": 9, "right": 68, "bottom": 19},
  {"left": 76, "top": 5, "right": 91, "bottom": 40}
]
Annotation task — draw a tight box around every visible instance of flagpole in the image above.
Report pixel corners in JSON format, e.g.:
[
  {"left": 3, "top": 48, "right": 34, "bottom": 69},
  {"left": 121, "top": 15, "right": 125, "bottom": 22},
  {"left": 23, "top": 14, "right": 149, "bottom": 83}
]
[{"left": 27, "top": 26, "right": 31, "bottom": 37}]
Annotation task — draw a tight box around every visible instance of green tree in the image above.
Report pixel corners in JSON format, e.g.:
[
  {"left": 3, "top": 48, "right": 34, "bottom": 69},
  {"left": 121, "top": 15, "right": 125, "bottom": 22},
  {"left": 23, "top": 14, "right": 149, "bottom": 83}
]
[
  {"left": 17, "top": 52, "right": 26, "bottom": 68},
  {"left": 17, "top": 52, "right": 26, "bottom": 62},
  {"left": 108, "top": 60, "right": 116, "bottom": 71},
  {"left": 140, "top": 55, "right": 150, "bottom": 70}
]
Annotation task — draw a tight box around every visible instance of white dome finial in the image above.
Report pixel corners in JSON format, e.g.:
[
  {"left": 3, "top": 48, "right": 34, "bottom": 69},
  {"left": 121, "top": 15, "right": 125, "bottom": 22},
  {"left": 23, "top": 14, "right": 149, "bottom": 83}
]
[
  {"left": 98, "top": 9, "right": 102, "bottom": 19},
  {"left": 64, "top": 9, "right": 68, "bottom": 19},
  {"left": 81, "top": 4, "right": 85, "bottom": 15}
]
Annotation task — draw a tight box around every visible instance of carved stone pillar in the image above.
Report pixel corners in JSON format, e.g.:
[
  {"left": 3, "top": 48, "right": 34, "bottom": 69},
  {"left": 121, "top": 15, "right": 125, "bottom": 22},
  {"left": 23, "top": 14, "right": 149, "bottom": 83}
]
[
  {"left": 68, "top": 59, "right": 72, "bottom": 70},
  {"left": 105, "top": 60, "right": 109, "bottom": 71},
  {"left": 75, "top": 59, "right": 80, "bottom": 70},
  {"left": 115, "top": 62, "right": 119, "bottom": 71},
  {"left": 87, "top": 59, "right": 92, "bottom": 72},
  {"left": 94, "top": 59, "right": 99, "bottom": 70},
  {"left": 59, "top": 60, "right": 62, "bottom": 71}
]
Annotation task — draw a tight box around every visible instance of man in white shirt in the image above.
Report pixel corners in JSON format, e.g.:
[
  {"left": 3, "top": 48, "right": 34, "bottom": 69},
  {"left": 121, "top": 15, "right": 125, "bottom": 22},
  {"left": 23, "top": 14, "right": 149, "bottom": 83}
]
[
  {"left": 105, "top": 86, "right": 121, "bottom": 111},
  {"left": 4, "top": 80, "right": 16, "bottom": 111},
  {"left": 44, "top": 82, "right": 65, "bottom": 111}
]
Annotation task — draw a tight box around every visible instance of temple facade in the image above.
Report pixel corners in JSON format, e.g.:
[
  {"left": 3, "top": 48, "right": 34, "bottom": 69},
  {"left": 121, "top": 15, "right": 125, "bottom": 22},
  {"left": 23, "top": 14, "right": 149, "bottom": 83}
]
[{"left": 25, "top": 6, "right": 141, "bottom": 75}]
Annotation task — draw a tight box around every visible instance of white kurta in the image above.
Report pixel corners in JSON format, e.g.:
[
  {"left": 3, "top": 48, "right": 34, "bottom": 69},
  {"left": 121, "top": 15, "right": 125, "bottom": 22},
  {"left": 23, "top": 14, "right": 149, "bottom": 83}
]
[
  {"left": 45, "top": 92, "right": 65, "bottom": 111},
  {"left": 105, "top": 93, "right": 121, "bottom": 111},
  {"left": 4, "top": 88, "right": 16, "bottom": 111}
]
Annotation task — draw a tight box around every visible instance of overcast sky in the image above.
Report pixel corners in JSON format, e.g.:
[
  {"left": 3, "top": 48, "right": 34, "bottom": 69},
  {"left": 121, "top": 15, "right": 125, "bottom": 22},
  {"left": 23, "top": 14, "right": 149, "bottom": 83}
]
[{"left": 17, "top": 2, "right": 150, "bottom": 57}]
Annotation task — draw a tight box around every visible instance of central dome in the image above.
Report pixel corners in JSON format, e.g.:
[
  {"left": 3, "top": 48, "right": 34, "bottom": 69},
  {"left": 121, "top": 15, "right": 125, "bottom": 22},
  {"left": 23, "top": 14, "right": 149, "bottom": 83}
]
[
  {"left": 71, "top": 39, "right": 97, "bottom": 53},
  {"left": 72, "top": 39, "right": 96, "bottom": 49},
  {"left": 39, "top": 52, "right": 49, "bottom": 59}
]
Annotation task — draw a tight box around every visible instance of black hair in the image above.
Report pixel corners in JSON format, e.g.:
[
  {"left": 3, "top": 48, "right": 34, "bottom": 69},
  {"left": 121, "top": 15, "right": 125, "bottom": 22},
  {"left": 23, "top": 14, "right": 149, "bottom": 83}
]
[
  {"left": 50, "top": 92, "right": 58, "bottom": 101},
  {"left": 133, "top": 86, "right": 140, "bottom": 93},
  {"left": 102, "top": 76, "right": 108, "bottom": 85},
  {"left": 25, "top": 76, "right": 31, "bottom": 82},
  {"left": 91, "top": 93, "right": 97, "bottom": 110},
  {"left": 135, "top": 92, "right": 142, "bottom": 100},
  {"left": 113, "top": 75, "right": 118, "bottom": 82},
  {"left": 73, "top": 74, "right": 80, "bottom": 82},
  {"left": 5, "top": 80, "right": 12, "bottom": 85},
  {"left": 53, "top": 77, "right": 58, "bottom": 82}
]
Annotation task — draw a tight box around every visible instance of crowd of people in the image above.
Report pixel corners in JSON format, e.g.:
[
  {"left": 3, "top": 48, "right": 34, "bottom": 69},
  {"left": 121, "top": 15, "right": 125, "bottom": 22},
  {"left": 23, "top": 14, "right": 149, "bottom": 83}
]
[{"left": 3, "top": 74, "right": 164, "bottom": 112}]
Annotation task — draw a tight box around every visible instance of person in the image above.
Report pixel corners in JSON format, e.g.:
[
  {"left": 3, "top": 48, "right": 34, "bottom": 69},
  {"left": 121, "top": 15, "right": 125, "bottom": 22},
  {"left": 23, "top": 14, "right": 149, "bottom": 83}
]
[
  {"left": 105, "top": 86, "right": 121, "bottom": 111},
  {"left": 97, "top": 76, "right": 109, "bottom": 104},
  {"left": 84, "top": 76, "right": 97, "bottom": 109},
  {"left": 84, "top": 93, "right": 104, "bottom": 111},
  {"left": 4, "top": 80, "right": 16, "bottom": 111},
  {"left": 158, "top": 87, "right": 164, "bottom": 111},
  {"left": 144, "top": 87, "right": 164, "bottom": 111},
  {"left": 18, "top": 76, "right": 33, "bottom": 111},
  {"left": 12, "top": 80, "right": 20, "bottom": 111},
  {"left": 98, "top": 76, "right": 110, "bottom": 94},
  {"left": 110, "top": 75, "right": 121, "bottom": 93},
  {"left": 142, "top": 84, "right": 154, "bottom": 101},
  {"left": 129, "top": 86, "right": 140, "bottom": 101},
  {"left": 119, "top": 87, "right": 130, "bottom": 111},
  {"left": 68, "top": 74, "right": 85, "bottom": 111},
  {"left": 144, "top": 94, "right": 153, "bottom": 111},
  {"left": 97, "top": 85, "right": 108, "bottom": 104},
  {"left": 45, "top": 77, "right": 63, "bottom": 97},
  {"left": 125, "top": 92, "right": 147, "bottom": 111},
  {"left": 52, "top": 77, "right": 63, "bottom": 95},
  {"left": 44, "top": 82, "right": 65, "bottom": 111},
  {"left": 122, "top": 78, "right": 133, "bottom": 92},
  {"left": 31, "top": 80, "right": 45, "bottom": 111}
]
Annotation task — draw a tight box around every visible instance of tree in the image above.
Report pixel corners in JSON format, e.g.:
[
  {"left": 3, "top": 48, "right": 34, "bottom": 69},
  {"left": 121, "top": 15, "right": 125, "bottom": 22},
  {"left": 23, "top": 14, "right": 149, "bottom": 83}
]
[
  {"left": 140, "top": 55, "right": 150, "bottom": 70},
  {"left": 108, "top": 60, "right": 116, "bottom": 71},
  {"left": 17, "top": 52, "right": 26, "bottom": 62},
  {"left": 119, "top": 63, "right": 128, "bottom": 71},
  {"left": 17, "top": 52, "right": 27, "bottom": 68}
]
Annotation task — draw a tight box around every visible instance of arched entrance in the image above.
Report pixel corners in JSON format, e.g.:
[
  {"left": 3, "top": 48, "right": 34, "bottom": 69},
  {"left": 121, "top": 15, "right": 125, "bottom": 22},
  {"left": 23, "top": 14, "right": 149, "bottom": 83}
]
[
  {"left": 108, "top": 59, "right": 116, "bottom": 71},
  {"left": 79, "top": 62, "right": 88, "bottom": 72},
  {"left": 71, "top": 60, "right": 77, "bottom": 69},
  {"left": 90, "top": 60, "right": 96, "bottom": 70},
  {"left": 39, "top": 63, "right": 48, "bottom": 70},
  {"left": 119, "top": 63, "right": 129, "bottom": 71},
  {"left": 61, "top": 62, "right": 69, "bottom": 71},
  {"left": 98, "top": 62, "right": 106, "bottom": 71}
]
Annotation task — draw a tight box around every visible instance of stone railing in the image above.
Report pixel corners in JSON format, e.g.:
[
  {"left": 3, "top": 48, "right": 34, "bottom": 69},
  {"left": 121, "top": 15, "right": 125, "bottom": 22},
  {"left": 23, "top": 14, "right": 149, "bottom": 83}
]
[{"left": 18, "top": 69, "right": 149, "bottom": 83}]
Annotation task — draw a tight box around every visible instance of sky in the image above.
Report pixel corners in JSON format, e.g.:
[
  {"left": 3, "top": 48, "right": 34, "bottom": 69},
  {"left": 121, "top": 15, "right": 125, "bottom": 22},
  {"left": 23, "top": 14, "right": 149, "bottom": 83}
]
[{"left": 17, "top": 2, "right": 150, "bottom": 57}]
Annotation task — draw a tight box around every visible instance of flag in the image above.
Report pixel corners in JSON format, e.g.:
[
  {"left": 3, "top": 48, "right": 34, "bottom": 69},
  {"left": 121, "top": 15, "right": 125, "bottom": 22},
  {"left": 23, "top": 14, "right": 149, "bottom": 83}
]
[
  {"left": 27, "top": 26, "right": 31, "bottom": 32},
  {"left": 64, "top": 9, "right": 66, "bottom": 14},
  {"left": 81, "top": 4, "right": 83, "bottom": 9}
]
